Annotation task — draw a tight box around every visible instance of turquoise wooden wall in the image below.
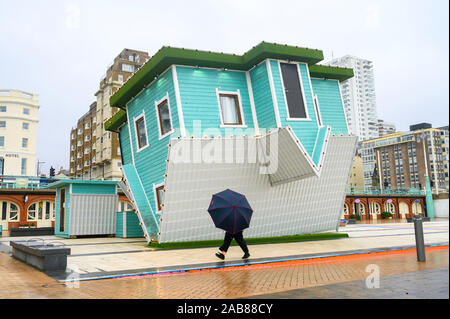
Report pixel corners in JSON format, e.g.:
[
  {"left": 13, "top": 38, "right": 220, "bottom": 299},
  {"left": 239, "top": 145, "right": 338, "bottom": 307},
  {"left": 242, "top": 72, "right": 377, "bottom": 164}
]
[
  {"left": 249, "top": 62, "right": 277, "bottom": 131},
  {"left": 71, "top": 183, "right": 116, "bottom": 195},
  {"left": 126, "top": 68, "right": 179, "bottom": 217},
  {"left": 310, "top": 78, "right": 348, "bottom": 135},
  {"left": 54, "top": 186, "right": 70, "bottom": 238},
  {"left": 119, "top": 124, "right": 133, "bottom": 165},
  {"left": 175, "top": 66, "right": 255, "bottom": 136},
  {"left": 115, "top": 212, "right": 144, "bottom": 238}
]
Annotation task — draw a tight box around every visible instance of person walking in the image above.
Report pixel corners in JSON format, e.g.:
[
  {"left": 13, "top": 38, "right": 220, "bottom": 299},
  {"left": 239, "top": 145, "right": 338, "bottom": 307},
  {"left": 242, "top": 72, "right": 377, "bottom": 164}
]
[{"left": 215, "top": 230, "right": 250, "bottom": 260}]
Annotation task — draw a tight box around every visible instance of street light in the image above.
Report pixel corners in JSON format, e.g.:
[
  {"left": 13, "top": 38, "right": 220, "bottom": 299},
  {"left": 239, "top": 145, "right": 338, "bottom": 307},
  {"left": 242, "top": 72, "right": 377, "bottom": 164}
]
[{"left": 416, "top": 130, "right": 434, "bottom": 218}]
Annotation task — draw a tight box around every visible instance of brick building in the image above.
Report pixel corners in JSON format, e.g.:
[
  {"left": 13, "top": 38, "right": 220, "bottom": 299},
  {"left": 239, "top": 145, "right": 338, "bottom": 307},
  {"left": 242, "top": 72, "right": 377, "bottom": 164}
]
[{"left": 69, "top": 49, "right": 149, "bottom": 179}]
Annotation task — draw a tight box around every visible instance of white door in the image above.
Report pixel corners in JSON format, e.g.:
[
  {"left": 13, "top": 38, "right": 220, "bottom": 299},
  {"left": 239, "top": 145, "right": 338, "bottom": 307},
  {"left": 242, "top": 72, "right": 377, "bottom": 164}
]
[
  {"left": 399, "top": 202, "right": 409, "bottom": 219},
  {"left": 412, "top": 202, "right": 422, "bottom": 215}
]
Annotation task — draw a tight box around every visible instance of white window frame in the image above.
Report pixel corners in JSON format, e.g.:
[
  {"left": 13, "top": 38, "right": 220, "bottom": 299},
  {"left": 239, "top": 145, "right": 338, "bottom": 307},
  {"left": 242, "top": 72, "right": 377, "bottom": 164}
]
[
  {"left": 313, "top": 95, "right": 323, "bottom": 128},
  {"left": 215, "top": 89, "right": 247, "bottom": 128},
  {"left": 277, "top": 60, "right": 311, "bottom": 122},
  {"left": 134, "top": 112, "right": 149, "bottom": 152},
  {"left": 22, "top": 137, "right": 28, "bottom": 149},
  {"left": 155, "top": 93, "right": 174, "bottom": 140},
  {"left": 8, "top": 202, "right": 19, "bottom": 221},
  {"left": 153, "top": 182, "right": 165, "bottom": 213}
]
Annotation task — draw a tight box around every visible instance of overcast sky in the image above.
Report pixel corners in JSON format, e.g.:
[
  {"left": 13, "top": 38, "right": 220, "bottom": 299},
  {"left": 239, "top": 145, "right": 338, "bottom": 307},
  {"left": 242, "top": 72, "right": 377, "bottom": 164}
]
[{"left": 0, "top": 0, "right": 448, "bottom": 175}]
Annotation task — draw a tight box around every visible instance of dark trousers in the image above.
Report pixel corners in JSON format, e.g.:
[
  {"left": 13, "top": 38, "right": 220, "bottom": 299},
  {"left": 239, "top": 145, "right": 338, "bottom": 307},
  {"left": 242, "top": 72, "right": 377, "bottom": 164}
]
[{"left": 219, "top": 231, "right": 249, "bottom": 254}]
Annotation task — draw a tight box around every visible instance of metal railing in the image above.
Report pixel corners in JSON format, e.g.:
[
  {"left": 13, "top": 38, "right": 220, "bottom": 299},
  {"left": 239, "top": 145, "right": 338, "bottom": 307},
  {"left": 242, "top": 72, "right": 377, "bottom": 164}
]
[
  {"left": 347, "top": 186, "right": 426, "bottom": 196},
  {"left": 0, "top": 175, "right": 57, "bottom": 190},
  {"left": 0, "top": 175, "right": 119, "bottom": 190}
]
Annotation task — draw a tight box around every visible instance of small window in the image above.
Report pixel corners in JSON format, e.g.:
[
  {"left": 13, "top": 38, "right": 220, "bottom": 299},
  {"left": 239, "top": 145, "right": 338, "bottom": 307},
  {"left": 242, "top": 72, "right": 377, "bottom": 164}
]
[
  {"left": 23, "top": 108, "right": 30, "bottom": 115},
  {"left": 0, "top": 121, "right": 5, "bottom": 128},
  {"left": 135, "top": 115, "right": 148, "bottom": 150},
  {"left": 0, "top": 137, "right": 4, "bottom": 147},
  {"left": 122, "top": 64, "right": 134, "bottom": 72},
  {"left": 22, "top": 138, "right": 28, "bottom": 148},
  {"left": 155, "top": 185, "right": 164, "bottom": 211},
  {"left": 156, "top": 99, "right": 173, "bottom": 137},
  {"left": 0, "top": 106, "right": 6, "bottom": 112},
  {"left": 21, "top": 158, "right": 27, "bottom": 175},
  {"left": 218, "top": 93, "right": 243, "bottom": 125},
  {"left": 9, "top": 203, "right": 18, "bottom": 221},
  {"left": 22, "top": 122, "right": 29, "bottom": 130},
  {"left": 27, "top": 203, "right": 36, "bottom": 221},
  {"left": 118, "top": 74, "right": 123, "bottom": 82}
]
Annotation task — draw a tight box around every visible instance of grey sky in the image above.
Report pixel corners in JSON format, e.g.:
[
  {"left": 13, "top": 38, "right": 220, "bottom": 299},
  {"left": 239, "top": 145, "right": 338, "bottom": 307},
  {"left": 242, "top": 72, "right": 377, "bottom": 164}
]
[{"left": 0, "top": 0, "right": 448, "bottom": 175}]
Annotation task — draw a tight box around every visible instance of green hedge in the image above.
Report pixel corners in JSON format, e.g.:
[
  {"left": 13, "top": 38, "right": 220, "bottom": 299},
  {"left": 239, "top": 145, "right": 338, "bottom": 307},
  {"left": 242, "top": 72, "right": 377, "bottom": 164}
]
[{"left": 148, "top": 232, "right": 348, "bottom": 250}]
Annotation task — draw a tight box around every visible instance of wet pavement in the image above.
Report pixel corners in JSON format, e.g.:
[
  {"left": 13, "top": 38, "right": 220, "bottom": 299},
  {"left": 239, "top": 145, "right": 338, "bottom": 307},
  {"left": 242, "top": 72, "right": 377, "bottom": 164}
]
[
  {"left": 0, "top": 220, "right": 447, "bottom": 281},
  {"left": 0, "top": 245, "right": 447, "bottom": 299},
  {"left": 0, "top": 219, "right": 447, "bottom": 298},
  {"left": 250, "top": 267, "right": 449, "bottom": 299}
]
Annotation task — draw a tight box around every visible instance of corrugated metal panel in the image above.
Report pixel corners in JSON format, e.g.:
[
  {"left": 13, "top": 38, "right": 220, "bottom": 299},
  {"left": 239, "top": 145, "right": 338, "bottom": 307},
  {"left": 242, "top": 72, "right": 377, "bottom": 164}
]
[
  {"left": 69, "top": 194, "right": 117, "bottom": 236},
  {"left": 259, "top": 127, "right": 317, "bottom": 185},
  {"left": 159, "top": 134, "right": 357, "bottom": 243}
]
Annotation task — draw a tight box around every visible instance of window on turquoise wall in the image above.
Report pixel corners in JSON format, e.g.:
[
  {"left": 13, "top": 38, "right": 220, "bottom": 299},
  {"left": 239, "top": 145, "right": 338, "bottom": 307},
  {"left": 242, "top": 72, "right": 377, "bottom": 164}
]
[
  {"left": 135, "top": 115, "right": 148, "bottom": 150},
  {"left": 280, "top": 63, "right": 307, "bottom": 119},
  {"left": 218, "top": 93, "right": 243, "bottom": 125},
  {"left": 156, "top": 99, "right": 173, "bottom": 137},
  {"left": 155, "top": 185, "right": 164, "bottom": 211}
]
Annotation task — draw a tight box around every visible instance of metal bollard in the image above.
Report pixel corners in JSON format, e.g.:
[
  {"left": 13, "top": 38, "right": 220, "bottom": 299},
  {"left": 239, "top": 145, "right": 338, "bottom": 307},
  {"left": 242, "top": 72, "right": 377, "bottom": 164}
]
[{"left": 413, "top": 214, "right": 426, "bottom": 262}]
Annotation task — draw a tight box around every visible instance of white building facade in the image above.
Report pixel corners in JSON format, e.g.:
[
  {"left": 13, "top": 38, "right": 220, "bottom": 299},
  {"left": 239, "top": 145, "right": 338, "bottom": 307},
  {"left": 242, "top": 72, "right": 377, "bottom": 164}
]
[
  {"left": 0, "top": 89, "right": 39, "bottom": 176},
  {"left": 377, "top": 119, "right": 396, "bottom": 137},
  {"left": 326, "top": 55, "right": 379, "bottom": 141}
]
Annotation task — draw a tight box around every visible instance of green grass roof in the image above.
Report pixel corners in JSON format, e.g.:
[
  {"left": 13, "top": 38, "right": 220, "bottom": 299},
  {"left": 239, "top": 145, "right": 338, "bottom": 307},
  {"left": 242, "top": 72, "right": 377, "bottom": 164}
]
[{"left": 105, "top": 42, "right": 353, "bottom": 132}]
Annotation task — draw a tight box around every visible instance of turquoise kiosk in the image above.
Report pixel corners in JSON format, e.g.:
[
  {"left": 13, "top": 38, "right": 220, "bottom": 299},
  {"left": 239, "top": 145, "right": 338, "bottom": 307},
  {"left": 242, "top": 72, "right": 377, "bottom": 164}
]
[{"left": 48, "top": 180, "right": 119, "bottom": 238}]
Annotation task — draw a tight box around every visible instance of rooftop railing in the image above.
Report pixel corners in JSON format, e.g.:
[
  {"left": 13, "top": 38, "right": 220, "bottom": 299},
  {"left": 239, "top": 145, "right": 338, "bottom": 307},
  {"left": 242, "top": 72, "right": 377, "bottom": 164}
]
[
  {"left": 347, "top": 186, "right": 426, "bottom": 196},
  {"left": 0, "top": 175, "right": 56, "bottom": 190},
  {"left": 0, "top": 175, "right": 119, "bottom": 190}
]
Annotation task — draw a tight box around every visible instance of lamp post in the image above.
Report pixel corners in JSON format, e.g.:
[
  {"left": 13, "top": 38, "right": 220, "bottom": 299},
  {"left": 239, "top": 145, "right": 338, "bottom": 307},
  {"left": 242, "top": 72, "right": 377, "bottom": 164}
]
[{"left": 416, "top": 131, "right": 434, "bottom": 218}]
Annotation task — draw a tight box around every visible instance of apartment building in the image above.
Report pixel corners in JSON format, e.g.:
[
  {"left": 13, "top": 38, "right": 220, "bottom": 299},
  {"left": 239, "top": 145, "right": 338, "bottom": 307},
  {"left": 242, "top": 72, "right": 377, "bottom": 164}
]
[
  {"left": 349, "top": 154, "right": 364, "bottom": 189},
  {"left": 69, "top": 102, "right": 96, "bottom": 177},
  {"left": 377, "top": 119, "right": 396, "bottom": 137},
  {"left": 326, "top": 56, "right": 379, "bottom": 141},
  {"left": 361, "top": 124, "right": 449, "bottom": 193},
  {"left": 0, "top": 89, "right": 39, "bottom": 176},
  {"left": 69, "top": 49, "right": 149, "bottom": 179}
]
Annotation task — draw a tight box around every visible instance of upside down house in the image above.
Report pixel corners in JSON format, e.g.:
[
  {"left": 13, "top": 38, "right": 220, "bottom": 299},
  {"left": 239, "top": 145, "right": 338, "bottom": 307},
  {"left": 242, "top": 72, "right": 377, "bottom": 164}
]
[{"left": 105, "top": 42, "right": 358, "bottom": 243}]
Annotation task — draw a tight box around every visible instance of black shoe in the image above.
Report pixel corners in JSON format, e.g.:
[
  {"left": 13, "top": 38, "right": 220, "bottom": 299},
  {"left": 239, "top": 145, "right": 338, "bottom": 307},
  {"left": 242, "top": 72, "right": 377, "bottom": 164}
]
[
  {"left": 215, "top": 252, "right": 225, "bottom": 260},
  {"left": 242, "top": 253, "right": 250, "bottom": 259}
]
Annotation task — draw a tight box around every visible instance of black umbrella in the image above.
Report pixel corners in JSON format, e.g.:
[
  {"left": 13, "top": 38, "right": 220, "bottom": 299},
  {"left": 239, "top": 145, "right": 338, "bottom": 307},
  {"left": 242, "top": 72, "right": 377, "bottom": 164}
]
[{"left": 207, "top": 189, "right": 253, "bottom": 234}]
